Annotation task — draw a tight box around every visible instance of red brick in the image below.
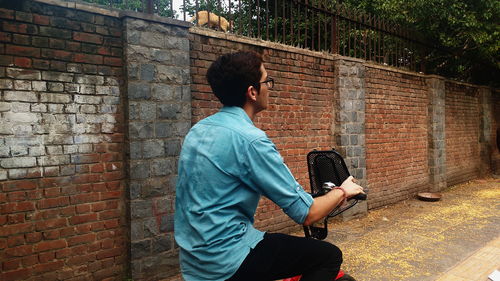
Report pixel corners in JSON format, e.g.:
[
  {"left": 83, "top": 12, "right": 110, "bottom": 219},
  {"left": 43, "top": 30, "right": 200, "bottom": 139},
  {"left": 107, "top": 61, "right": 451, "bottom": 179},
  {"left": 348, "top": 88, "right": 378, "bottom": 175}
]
[
  {"left": 33, "top": 260, "right": 64, "bottom": 274},
  {"left": 59, "top": 227, "right": 75, "bottom": 238},
  {"left": 103, "top": 57, "right": 122, "bottom": 66},
  {"left": 0, "top": 31, "right": 12, "bottom": 42},
  {"left": 98, "top": 209, "right": 120, "bottom": 220},
  {"left": 7, "top": 214, "right": 25, "bottom": 224},
  {"left": 55, "top": 247, "right": 72, "bottom": 259},
  {"left": 96, "top": 247, "right": 122, "bottom": 260},
  {"left": 5, "top": 245, "right": 33, "bottom": 257},
  {"left": 73, "top": 32, "right": 103, "bottom": 44},
  {"left": 34, "top": 239, "right": 67, "bottom": 252},
  {"left": 41, "top": 49, "right": 73, "bottom": 61},
  {"left": 103, "top": 219, "right": 119, "bottom": 229},
  {"left": 2, "top": 22, "right": 36, "bottom": 34},
  {"left": 76, "top": 204, "right": 91, "bottom": 214},
  {"left": 70, "top": 193, "right": 99, "bottom": 204},
  {"left": 3, "top": 180, "right": 37, "bottom": 191},
  {"left": 5, "top": 44, "right": 39, "bottom": 57},
  {"left": 7, "top": 235, "right": 25, "bottom": 247},
  {"left": 33, "top": 14, "right": 50, "bottom": 25},
  {"left": 37, "top": 197, "right": 70, "bottom": 209},
  {"left": 102, "top": 171, "right": 123, "bottom": 181},
  {"left": 0, "top": 202, "right": 35, "bottom": 214},
  {"left": 76, "top": 224, "right": 92, "bottom": 234},
  {"left": 2, "top": 268, "right": 31, "bottom": 281},
  {"left": 90, "top": 221, "right": 105, "bottom": 231},
  {"left": 68, "top": 233, "right": 96, "bottom": 246},
  {"left": 72, "top": 174, "right": 101, "bottom": 184},
  {"left": 7, "top": 191, "right": 26, "bottom": 202},
  {"left": 67, "top": 253, "right": 96, "bottom": 266},
  {"left": 90, "top": 163, "right": 104, "bottom": 173},
  {"left": 42, "top": 229, "right": 60, "bottom": 240},
  {"left": 43, "top": 187, "right": 61, "bottom": 198},
  {"left": 69, "top": 213, "right": 98, "bottom": 225},
  {"left": 0, "top": 8, "right": 14, "bottom": 19},
  {"left": 25, "top": 232, "right": 42, "bottom": 243},
  {"left": 35, "top": 218, "right": 67, "bottom": 231},
  {"left": 21, "top": 254, "right": 39, "bottom": 267},
  {"left": 13, "top": 57, "right": 32, "bottom": 68},
  {"left": 74, "top": 53, "right": 103, "bottom": 64},
  {"left": 38, "top": 251, "right": 55, "bottom": 263},
  {"left": 92, "top": 183, "right": 107, "bottom": 192},
  {"left": 2, "top": 258, "right": 21, "bottom": 271},
  {"left": 0, "top": 223, "right": 33, "bottom": 236}
]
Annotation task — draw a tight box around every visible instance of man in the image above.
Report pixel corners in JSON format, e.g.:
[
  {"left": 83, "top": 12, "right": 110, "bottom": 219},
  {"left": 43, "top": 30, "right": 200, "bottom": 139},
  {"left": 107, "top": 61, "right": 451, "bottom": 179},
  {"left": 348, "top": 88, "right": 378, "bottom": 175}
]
[{"left": 174, "top": 51, "right": 364, "bottom": 281}]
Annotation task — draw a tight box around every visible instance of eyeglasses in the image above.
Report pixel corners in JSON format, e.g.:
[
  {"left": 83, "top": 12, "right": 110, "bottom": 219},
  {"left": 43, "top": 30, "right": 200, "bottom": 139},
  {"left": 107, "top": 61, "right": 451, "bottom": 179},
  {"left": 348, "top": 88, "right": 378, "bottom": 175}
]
[{"left": 260, "top": 77, "right": 274, "bottom": 89}]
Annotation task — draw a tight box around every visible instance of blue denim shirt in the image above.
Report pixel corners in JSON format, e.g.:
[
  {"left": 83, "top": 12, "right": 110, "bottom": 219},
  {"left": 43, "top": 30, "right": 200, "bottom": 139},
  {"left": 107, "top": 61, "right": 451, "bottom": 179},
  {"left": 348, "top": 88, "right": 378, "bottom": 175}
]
[{"left": 174, "top": 106, "right": 313, "bottom": 280}]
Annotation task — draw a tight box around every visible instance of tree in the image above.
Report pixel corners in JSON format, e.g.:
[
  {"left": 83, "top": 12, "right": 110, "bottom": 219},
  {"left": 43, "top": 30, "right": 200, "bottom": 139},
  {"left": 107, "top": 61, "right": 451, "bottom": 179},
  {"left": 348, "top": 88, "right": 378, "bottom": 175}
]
[{"left": 339, "top": 0, "right": 500, "bottom": 86}]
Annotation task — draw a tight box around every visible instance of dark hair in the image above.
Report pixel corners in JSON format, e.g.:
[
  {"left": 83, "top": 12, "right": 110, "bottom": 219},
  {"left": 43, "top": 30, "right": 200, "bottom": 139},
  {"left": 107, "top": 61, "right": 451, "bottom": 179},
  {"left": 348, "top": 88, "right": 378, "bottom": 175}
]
[{"left": 206, "top": 51, "right": 263, "bottom": 107}]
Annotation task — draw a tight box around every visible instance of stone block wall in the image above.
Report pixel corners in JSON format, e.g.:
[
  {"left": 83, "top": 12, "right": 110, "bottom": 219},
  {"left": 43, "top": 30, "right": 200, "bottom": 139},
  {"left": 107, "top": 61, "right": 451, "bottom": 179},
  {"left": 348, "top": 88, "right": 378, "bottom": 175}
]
[
  {"left": 123, "top": 16, "right": 190, "bottom": 280},
  {"left": 0, "top": 1, "right": 127, "bottom": 280}
]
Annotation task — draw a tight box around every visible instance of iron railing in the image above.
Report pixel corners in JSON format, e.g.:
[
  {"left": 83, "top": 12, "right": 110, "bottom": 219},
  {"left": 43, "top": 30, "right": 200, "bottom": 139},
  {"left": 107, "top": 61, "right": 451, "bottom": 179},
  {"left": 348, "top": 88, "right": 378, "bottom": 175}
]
[{"left": 68, "top": 0, "right": 430, "bottom": 72}]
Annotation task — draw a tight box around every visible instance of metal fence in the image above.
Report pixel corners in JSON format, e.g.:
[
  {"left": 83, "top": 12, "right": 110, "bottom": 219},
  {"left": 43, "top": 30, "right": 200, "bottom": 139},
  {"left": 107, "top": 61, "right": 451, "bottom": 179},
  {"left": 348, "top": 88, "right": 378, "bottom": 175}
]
[{"left": 69, "top": 0, "right": 430, "bottom": 72}]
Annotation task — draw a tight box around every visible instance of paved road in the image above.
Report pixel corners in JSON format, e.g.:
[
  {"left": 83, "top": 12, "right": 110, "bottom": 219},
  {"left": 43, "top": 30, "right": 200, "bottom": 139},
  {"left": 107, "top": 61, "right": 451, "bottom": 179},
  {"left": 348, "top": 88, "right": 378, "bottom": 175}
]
[{"left": 322, "top": 177, "right": 500, "bottom": 281}]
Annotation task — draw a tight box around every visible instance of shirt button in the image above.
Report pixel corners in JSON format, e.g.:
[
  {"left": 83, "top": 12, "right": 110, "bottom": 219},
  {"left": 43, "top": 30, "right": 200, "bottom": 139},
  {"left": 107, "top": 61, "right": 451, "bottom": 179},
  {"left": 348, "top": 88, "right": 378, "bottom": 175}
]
[{"left": 296, "top": 186, "right": 300, "bottom": 191}]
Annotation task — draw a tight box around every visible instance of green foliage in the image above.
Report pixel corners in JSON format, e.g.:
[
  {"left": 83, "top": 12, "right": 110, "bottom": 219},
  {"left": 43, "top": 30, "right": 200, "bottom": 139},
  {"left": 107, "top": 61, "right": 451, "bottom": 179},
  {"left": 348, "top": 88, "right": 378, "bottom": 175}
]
[{"left": 339, "top": 0, "right": 500, "bottom": 86}]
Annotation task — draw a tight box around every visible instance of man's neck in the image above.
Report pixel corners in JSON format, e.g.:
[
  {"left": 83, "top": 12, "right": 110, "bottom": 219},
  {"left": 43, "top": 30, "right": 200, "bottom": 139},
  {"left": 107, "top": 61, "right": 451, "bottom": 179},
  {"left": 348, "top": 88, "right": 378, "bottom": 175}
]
[{"left": 242, "top": 103, "right": 260, "bottom": 121}]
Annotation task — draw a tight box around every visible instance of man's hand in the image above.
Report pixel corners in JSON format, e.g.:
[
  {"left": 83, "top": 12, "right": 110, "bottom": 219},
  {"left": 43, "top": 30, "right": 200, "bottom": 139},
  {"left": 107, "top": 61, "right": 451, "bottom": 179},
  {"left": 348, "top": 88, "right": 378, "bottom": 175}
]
[{"left": 340, "top": 176, "right": 365, "bottom": 198}]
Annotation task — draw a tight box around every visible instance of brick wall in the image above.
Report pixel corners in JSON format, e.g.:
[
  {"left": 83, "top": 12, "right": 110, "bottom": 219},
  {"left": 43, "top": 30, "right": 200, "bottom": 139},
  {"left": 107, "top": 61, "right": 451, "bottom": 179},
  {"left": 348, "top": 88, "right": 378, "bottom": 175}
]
[
  {"left": 364, "top": 66, "right": 430, "bottom": 208},
  {"left": 0, "top": 1, "right": 498, "bottom": 280},
  {"left": 190, "top": 31, "right": 336, "bottom": 232},
  {"left": 445, "top": 82, "right": 481, "bottom": 186},
  {"left": 0, "top": 1, "right": 127, "bottom": 280},
  {"left": 493, "top": 90, "right": 500, "bottom": 174}
]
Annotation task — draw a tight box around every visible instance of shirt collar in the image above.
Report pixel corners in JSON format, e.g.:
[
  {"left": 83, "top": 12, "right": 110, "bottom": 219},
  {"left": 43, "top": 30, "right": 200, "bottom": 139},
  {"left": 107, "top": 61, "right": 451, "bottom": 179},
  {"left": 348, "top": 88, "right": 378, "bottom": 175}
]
[{"left": 220, "top": 106, "right": 254, "bottom": 125}]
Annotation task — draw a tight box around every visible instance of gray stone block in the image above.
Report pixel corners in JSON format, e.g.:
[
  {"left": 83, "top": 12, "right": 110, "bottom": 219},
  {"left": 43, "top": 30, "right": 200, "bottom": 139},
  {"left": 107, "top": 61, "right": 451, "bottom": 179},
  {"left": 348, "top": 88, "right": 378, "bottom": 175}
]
[
  {"left": 8, "top": 168, "right": 27, "bottom": 179},
  {"left": 144, "top": 140, "right": 165, "bottom": 158},
  {"left": 0, "top": 146, "right": 10, "bottom": 157},
  {"left": 160, "top": 214, "right": 174, "bottom": 233},
  {"left": 131, "top": 239, "right": 151, "bottom": 259},
  {"left": 0, "top": 102, "right": 11, "bottom": 112},
  {"left": 129, "top": 122, "right": 154, "bottom": 139},
  {"left": 152, "top": 49, "right": 172, "bottom": 62},
  {"left": 131, "top": 220, "right": 144, "bottom": 241},
  {"left": 130, "top": 141, "right": 143, "bottom": 159},
  {"left": 158, "top": 104, "right": 181, "bottom": 120},
  {"left": 152, "top": 234, "right": 173, "bottom": 253},
  {"left": 129, "top": 180, "right": 142, "bottom": 200},
  {"left": 130, "top": 161, "right": 150, "bottom": 179},
  {"left": 42, "top": 71, "right": 73, "bottom": 82},
  {"left": 139, "top": 102, "right": 157, "bottom": 120},
  {"left": 7, "top": 68, "right": 41, "bottom": 80},
  {"left": 128, "top": 82, "right": 151, "bottom": 100},
  {"left": 154, "top": 122, "right": 172, "bottom": 138},
  {"left": 131, "top": 199, "right": 153, "bottom": 219},
  {"left": 165, "top": 139, "right": 181, "bottom": 156},
  {"left": 152, "top": 84, "right": 181, "bottom": 101},
  {"left": 11, "top": 146, "right": 28, "bottom": 157},
  {"left": 151, "top": 158, "right": 174, "bottom": 176},
  {"left": 144, "top": 217, "right": 160, "bottom": 237},
  {"left": 4, "top": 91, "right": 38, "bottom": 102},
  {"left": 140, "top": 64, "right": 155, "bottom": 81},
  {"left": 1, "top": 157, "right": 37, "bottom": 168}
]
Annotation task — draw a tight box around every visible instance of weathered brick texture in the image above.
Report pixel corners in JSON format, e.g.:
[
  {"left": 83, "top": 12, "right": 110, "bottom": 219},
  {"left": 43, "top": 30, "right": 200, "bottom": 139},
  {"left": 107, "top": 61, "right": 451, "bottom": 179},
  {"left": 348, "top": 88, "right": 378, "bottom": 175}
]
[
  {"left": 0, "top": 1, "right": 498, "bottom": 281},
  {"left": 0, "top": 1, "right": 126, "bottom": 280},
  {"left": 364, "top": 66, "right": 430, "bottom": 208},
  {"left": 445, "top": 82, "right": 481, "bottom": 186}
]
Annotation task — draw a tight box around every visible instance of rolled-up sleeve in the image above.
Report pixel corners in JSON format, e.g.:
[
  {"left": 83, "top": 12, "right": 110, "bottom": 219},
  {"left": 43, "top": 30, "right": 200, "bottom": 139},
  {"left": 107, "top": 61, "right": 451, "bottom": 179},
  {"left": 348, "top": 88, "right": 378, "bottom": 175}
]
[{"left": 241, "top": 137, "right": 313, "bottom": 224}]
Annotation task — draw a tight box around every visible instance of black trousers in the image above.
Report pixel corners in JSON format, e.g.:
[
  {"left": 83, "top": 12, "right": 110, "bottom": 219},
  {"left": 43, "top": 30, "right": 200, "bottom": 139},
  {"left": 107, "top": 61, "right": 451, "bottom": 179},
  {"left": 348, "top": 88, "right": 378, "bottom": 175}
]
[{"left": 226, "top": 232, "right": 342, "bottom": 281}]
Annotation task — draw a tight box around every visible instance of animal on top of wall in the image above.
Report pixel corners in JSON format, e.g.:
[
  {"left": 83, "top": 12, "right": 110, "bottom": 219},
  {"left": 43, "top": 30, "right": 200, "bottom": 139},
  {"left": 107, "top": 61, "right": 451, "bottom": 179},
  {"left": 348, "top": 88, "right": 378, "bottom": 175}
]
[{"left": 190, "top": 10, "right": 232, "bottom": 32}]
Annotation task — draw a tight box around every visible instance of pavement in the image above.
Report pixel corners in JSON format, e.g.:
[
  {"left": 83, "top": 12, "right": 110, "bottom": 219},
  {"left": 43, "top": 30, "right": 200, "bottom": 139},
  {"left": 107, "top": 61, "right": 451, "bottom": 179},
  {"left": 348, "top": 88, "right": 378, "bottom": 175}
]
[{"left": 319, "top": 177, "right": 500, "bottom": 281}]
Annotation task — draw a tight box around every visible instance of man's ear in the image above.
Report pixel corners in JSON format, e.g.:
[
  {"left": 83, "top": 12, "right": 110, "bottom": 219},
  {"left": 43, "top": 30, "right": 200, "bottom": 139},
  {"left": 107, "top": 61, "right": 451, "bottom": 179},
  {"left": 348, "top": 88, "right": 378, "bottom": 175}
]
[{"left": 246, "top": 85, "right": 258, "bottom": 102}]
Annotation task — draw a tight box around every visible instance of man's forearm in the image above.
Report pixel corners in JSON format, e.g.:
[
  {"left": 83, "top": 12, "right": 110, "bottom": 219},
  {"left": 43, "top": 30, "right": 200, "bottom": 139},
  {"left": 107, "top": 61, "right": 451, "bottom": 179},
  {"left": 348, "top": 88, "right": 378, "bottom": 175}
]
[{"left": 303, "top": 189, "right": 345, "bottom": 226}]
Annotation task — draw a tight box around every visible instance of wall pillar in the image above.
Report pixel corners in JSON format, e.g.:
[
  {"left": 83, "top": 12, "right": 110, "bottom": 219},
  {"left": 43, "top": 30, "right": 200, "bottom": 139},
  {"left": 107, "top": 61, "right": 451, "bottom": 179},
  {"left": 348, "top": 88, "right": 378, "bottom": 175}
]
[
  {"left": 479, "top": 86, "right": 492, "bottom": 177},
  {"left": 426, "top": 76, "right": 447, "bottom": 192},
  {"left": 123, "top": 15, "right": 191, "bottom": 280},
  {"left": 333, "top": 58, "right": 367, "bottom": 220}
]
